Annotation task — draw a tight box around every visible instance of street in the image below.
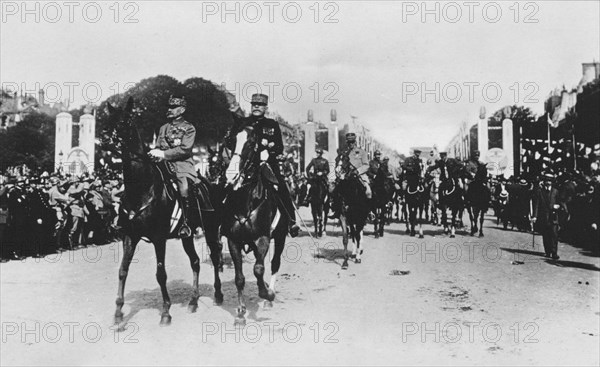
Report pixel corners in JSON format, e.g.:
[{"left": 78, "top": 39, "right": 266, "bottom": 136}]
[{"left": 1, "top": 207, "right": 598, "bottom": 366}]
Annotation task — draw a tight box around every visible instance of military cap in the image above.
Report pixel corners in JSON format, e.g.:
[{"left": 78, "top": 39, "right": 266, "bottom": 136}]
[
  {"left": 414, "top": 149, "right": 422, "bottom": 154},
  {"left": 374, "top": 150, "right": 381, "bottom": 156},
  {"left": 315, "top": 147, "right": 323, "bottom": 154},
  {"left": 518, "top": 178, "right": 528, "bottom": 185},
  {"left": 168, "top": 95, "right": 187, "bottom": 108},
  {"left": 383, "top": 156, "right": 389, "bottom": 161},
  {"left": 251, "top": 93, "right": 269, "bottom": 105},
  {"left": 346, "top": 133, "right": 357, "bottom": 142},
  {"left": 439, "top": 151, "right": 447, "bottom": 156}
]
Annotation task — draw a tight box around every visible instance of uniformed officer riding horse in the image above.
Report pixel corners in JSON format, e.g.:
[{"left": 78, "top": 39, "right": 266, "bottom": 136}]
[{"left": 148, "top": 95, "right": 214, "bottom": 238}]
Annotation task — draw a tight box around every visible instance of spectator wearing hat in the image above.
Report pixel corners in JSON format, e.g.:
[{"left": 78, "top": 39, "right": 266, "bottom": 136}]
[
  {"left": 148, "top": 95, "right": 214, "bottom": 238},
  {"left": 303, "top": 147, "right": 330, "bottom": 205},
  {"left": 67, "top": 180, "right": 86, "bottom": 249},
  {"left": 532, "top": 172, "right": 561, "bottom": 259}
]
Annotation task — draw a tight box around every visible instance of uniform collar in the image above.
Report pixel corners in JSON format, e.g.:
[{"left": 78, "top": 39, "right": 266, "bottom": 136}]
[{"left": 170, "top": 117, "right": 185, "bottom": 125}]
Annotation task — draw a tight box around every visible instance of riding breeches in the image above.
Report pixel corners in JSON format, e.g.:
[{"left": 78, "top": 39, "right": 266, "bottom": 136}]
[
  {"left": 176, "top": 176, "right": 189, "bottom": 198},
  {"left": 359, "top": 175, "right": 372, "bottom": 199}
]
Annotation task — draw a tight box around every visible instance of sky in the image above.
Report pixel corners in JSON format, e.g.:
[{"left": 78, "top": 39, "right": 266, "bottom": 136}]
[{"left": 1, "top": 0, "right": 599, "bottom": 155}]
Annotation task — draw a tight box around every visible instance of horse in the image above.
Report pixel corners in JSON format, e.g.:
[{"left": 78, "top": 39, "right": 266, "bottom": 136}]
[
  {"left": 308, "top": 176, "right": 328, "bottom": 237},
  {"left": 465, "top": 164, "right": 491, "bottom": 237},
  {"left": 210, "top": 141, "right": 289, "bottom": 326},
  {"left": 426, "top": 170, "right": 441, "bottom": 225},
  {"left": 438, "top": 163, "right": 466, "bottom": 238},
  {"left": 403, "top": 174, "right": 426, "bottom": 238},
  {"left": 371, "top": 167, "right": 395, "bottom": 238},
  {"left": 103, "top": 97, "right": 223, "bottom": 327},
  {"left": 336, "top": 163, "right": 370, "bottom": 269}
]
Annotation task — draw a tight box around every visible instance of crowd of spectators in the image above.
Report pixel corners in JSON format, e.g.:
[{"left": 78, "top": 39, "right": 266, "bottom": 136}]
[{"left": 0, "top": 167, "right": 124, "bottom": 262}]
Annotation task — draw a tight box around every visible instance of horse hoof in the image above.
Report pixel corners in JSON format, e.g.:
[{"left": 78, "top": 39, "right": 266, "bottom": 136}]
[
  {"left": 419, "top": 234, "right": 424, "bottom": 239},
  {"left": 188, "top": 303, "right": 198, "bottom": 313},
  {"left": 342, "top": 261, "right": 348, "bottom": 270},
  {"left": 479, "top": 233, "right": 484, "bottom": 238},
  {"left": 159, "top": 315, "right": 172, "bottom": 326},
  {"left": 355, "top": 258, "right": 362, "bottom": 264},
  {"left": 234, "top": 317, "right": 246, "bottom": 327},
  {"left": 264, "top": 300, "right": 273, "bottom": 309},
  {"left": 450, "top": 234, "right": 455, "bottom": 238},
  {"left": 114, "top": 315, "right": 124, "bottom": 326}
]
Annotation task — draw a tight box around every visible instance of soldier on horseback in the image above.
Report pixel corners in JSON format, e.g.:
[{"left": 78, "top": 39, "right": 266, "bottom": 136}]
[
  {"left": 302, "top": 147, "right": 330, "bottom": 205},
  {"left": 222, "top": 93, "right": 300, "bottom": 237},
  {"left": 329, "top": 133, "right": 371, "bottom": 219},
  {"left": 403, "top": 149, "right": 424, "bottom": 187},
  {"left": 148, "top": 95, "right": 214, "bottom": 238},
  {"left": 367, "top": 150, "right": 382, "bottom": 186},
  {"left": 464, "top": 150, "right": 484, "bottom": 194}
]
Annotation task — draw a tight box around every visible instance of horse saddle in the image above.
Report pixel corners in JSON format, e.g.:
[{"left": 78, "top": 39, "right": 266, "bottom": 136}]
[{"left": 156, "top": 162, "right": 214, "bottom": 212}]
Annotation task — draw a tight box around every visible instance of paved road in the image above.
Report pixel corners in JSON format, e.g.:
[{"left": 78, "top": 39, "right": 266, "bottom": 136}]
[{"left": 1, "top": 207, "right": 599, "bottom": 366}]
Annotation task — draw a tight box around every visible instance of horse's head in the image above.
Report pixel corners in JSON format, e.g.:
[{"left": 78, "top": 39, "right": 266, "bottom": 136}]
[
  {"left": 206, "top": 145, "right": 228, "bottom": 183},
  {"left": 102, "top": 97, "right": 144, "bottom": 155}
]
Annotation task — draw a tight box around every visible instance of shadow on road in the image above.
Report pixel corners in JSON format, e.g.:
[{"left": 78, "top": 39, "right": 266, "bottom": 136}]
[{"left": 500, "top": 247, "right": 600, "bottom": 272}]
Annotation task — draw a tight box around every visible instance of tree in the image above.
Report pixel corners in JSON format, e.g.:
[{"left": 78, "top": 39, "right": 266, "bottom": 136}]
[
  {"left": 95, "top": 75, "right": 234, "bottom": 147},
  {"left": 0, "top": 112, "right": 55, "bottom": 173}
]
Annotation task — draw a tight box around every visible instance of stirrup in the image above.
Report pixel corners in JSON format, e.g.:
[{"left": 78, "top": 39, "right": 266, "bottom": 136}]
[{"left": 178, "top": 222, "right": 192, "bottom": 238}]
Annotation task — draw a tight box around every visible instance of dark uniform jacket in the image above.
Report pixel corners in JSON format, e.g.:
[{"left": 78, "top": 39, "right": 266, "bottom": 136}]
[
  {"left": 427, "top": 158, "right": 461, "bottom": 181},
  {"left": 227, "top": 115, "right": 284, "bottom": 175},
  {"left": 340, "top": 147, "right": 370, "bottom": 177},
  {"left": 156, "top": 117, "right": 197, "bottom": 181},
  {"left": 533, "top": 186, "right": 560, "bottom": 226},
  {"left": 403, "top": 156, "right": 423, "bottom": 178},
  {"left": 306, "top": 157, "right": 330, "bottom": 181}
]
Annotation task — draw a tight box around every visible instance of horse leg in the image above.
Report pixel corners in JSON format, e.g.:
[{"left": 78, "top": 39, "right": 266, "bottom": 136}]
[
  {"left": 466, "top": 206, "right": 475, "bottom": 236},
  {"left": 340, "top": 215, "right": 349, "bottom": 269},
  {"left": 312, "top": 207, "right": 318, "bottom": 238},
  {"left": 409, "top": 205, "right": 416, "bottom": 236},
  {"left": 254, "top": 235, "right": 275, "bottom": 302},
  {"left": 478, "top": 208, "right": 485, "bottom": 237},
  {"left": 269, "top": 232, "right": 286, "bottom": 295},
  {"left": 450, "top": 208, "right": 456, "bottom": 238},
  {"left": 181, "top": 237, "right": 200, "bottom": 313},
  {"left": 153, "top": 238, "right": 172, "bottom": 326},
  {"left": 205, "top": 237, "right": 224, "bottom": 305},
  {"left": 379, "top": 208, "right": 385, "bottom": 237},
  {"left": 355, "top": 227, "right": 363, "bottom": 264},
  {"left": 373, "top": 209, "right": 379, "bottom": 238},
  {"left": 228, "top": 238, "right": 247, "bottom": 326},
  {"left": 114, "top": 235, "right": 139, "bottom": 327},
  {"left": 418, "top": 205, "right": 424, "bottom": 239},
  {"left": 441, "top": 204, "right": 449, "bottom": 234}
]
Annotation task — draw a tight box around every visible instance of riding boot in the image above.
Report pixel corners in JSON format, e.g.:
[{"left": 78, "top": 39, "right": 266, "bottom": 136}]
[
  {"left": 178, "top": 198, "right": 192, "bottom": 238},
  {"left": 328, "top": 191, "right": 340, "bottom": 219},
  {"left": 277, "top": 185, "right": 300, "bottom": 237}
]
